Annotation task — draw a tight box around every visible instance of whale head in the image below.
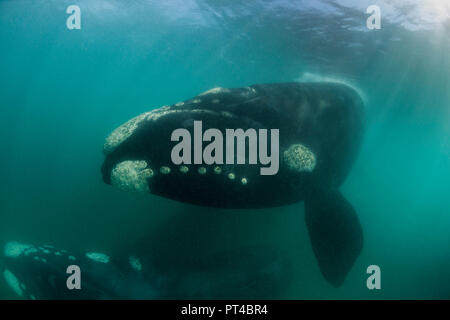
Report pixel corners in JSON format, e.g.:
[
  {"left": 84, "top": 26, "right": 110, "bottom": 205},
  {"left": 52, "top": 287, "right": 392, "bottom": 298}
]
[
  {"left": 101, "top": 86, "right": 288, "bottom": 207},
  {"left": 1, "top": 241, "right": 158, "bottom": 299},
  {"left": 1, "top": 241, "right": 81, "bottom": 299}
]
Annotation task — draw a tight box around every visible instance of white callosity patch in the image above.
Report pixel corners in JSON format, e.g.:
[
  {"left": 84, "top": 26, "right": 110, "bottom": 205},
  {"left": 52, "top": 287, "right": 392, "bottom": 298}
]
[
  {"left": 3, "top": 270, "right": 23, "bottom": 297},
  {"left": 104, "top": 107, "right": 224, "bottom": 154},
  {"left": 4, "top": 241, "right": 32, "bottom": 258},
  {"left": 103, "top": 106, "right": 177, "bottom": 154},
  {"left": 86, "top": 252, "right": 110, "bottom": 264},
  {"left": 111, "top": 160, "right": 153, "bottom": 194},
  {"left": 241, "top": 178, "right": 248, "bottom": 185},
  {"left": 198, "top": 167, "right": 207, "bottom": 175},
  {"left": 241, "top": 87, "right": 257, "bottom": 98},
  {"left": 160, "top": 166, "right": 171, "bottom": 174},
  {"left": 7, "top": 242, "right": 69, "bottom": 258},
  {"left": 104, "top": 112, "right": 150, "bottom": 154},
  {"left": 33, "top": 256, "right": 47, "bottom": 263},
  {"left": 179, "top": 165, "right": 189, "bottom": 173},
  {"left": 24, "top": 248, "right": 38, "bottom": 256},
  {"left": 199, "top": 87, "right": 230, "bottom": 96},
  {"left": 283, "top": 144, "right": 317, "bottom": 173},
  {"left": 129, "top": 256, "right": 142, "bottom": 272},
  {"left": 220, "top": 111, "right": 235, "bottom": 119}
]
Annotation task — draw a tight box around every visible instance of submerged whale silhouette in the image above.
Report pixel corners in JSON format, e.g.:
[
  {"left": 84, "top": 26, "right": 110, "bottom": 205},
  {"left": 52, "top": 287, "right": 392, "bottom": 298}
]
[
  {"left": 1, "top": 240, "right": 291, "bottom": 299},
  {"left": 101, "top": 82, "right": 365, "bottom": 287}
]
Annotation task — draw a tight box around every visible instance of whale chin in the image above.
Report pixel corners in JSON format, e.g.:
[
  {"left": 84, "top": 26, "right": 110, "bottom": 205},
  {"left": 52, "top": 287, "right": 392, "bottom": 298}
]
[{"left": 1, "top": 240, "right": 160, "bottom": 300}]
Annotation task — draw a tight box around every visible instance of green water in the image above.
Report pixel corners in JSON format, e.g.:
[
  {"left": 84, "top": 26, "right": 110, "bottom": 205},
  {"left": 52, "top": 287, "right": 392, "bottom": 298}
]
[{"left": 0, "top": 0, "right": 449, "bottom": 299}]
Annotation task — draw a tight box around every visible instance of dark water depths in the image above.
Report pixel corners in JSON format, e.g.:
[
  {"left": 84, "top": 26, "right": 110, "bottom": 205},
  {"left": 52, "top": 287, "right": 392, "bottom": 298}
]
[{"left": 0, "top": 0, "right": 449, "bottom": 299}]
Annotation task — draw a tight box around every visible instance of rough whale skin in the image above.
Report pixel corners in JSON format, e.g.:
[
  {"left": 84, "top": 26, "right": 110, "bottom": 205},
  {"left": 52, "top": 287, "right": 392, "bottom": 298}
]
[
  {"left": 1, "top": 240, "right": 292, "bottom": 299},
  {"left": 101, "top": 82, "right": 365, "bottom": 287},
  {"left": 101, "top": 82, "right": 364, "bottom": 209},
  {"left": 0, "top": 83, "right": 365, "bottom": 301}
]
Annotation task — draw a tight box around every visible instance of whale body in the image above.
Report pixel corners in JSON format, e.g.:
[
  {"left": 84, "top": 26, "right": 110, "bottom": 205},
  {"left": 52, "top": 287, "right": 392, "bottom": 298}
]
[
  {"left": 101, "top": 82, "right": 365, "bottom": 287},
  {"left": 1, "top": 240, "right": 291, "bottom": 299}
]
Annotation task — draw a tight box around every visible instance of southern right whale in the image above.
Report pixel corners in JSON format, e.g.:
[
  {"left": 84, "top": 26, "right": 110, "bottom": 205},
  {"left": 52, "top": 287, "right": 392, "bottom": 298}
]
[
  {"left": 1, "top": 240, "right": 291, "bottom": 299},
  {"left": 101, "top": 82, "right": 365, "bottom": 287}
]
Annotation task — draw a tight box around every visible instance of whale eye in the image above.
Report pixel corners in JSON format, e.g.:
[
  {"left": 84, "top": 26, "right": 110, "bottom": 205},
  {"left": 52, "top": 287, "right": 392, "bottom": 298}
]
[{"left": 283, "top": 144, "right": 317, "bottom": 173}]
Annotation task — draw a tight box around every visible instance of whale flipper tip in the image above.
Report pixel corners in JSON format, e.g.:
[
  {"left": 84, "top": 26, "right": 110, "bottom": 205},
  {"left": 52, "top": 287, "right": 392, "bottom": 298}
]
[{"left": 304, "top": 189, "right": 363, "bottom": 287}]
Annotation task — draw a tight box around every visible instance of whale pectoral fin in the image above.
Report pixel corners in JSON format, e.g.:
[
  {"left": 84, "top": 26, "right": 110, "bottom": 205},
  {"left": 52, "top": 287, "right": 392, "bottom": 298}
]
[{"left": 304, "top": 189, "right": 363, "bottom": 287}]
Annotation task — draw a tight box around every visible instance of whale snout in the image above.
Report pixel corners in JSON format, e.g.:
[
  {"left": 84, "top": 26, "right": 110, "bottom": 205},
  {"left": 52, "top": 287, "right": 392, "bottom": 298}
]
[
  {"left": 100, "top": 105, "right": 199, "bottom": 192},
  {"left": 2, "top": 241, "right": 57, "bottom": 299}
]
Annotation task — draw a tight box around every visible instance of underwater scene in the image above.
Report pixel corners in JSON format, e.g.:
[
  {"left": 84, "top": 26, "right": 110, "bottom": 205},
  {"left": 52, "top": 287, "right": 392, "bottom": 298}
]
[{"left": 0, "top": 0, "right": 449, "bottom": 300}]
